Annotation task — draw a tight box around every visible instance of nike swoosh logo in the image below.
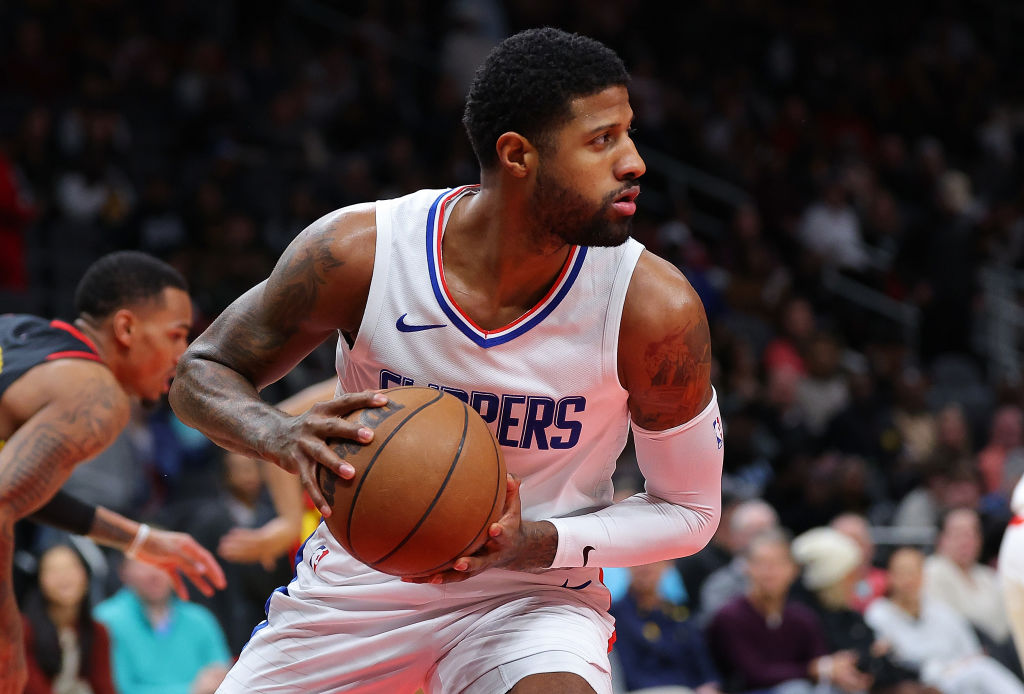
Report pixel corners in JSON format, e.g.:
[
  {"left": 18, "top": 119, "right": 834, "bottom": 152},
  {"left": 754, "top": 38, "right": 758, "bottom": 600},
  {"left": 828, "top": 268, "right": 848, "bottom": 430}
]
[
  {"left": 560, "top": 579, "right": 593, "bottom": 591},
  {"left": 582, "top": 545, "right": 595, "bottom": 567},
  {"left": 396, "top": 313, "right": 447, "bottom": 333}
]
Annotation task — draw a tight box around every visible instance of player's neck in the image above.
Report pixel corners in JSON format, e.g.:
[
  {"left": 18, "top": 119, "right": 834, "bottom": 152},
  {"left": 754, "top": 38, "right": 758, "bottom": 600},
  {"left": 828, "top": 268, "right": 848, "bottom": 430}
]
[
  {"left": 72, "top": 316, "right": 111, "bottom": 365},
  {"left": 72, "top": 316, "right": 131, "bottom": 394},
  {"left": 444, "top": 186, "right": 573, "bottom": 316}
]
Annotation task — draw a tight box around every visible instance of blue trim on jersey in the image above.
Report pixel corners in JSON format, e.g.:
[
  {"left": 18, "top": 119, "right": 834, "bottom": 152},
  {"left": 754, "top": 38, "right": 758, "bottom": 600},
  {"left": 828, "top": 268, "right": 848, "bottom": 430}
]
[
  {"left": 246, "top": 619, "right": 269, "bottom": 648},
  {"left": 424, "top": 189, "right": 588, "bottom": 349}
]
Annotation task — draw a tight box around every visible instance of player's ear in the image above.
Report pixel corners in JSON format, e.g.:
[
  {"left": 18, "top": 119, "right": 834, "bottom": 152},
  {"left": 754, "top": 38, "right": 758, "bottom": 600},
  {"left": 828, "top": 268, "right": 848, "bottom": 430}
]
[
  {"left": 495, "top": 132, "right": 535, "bottom": 179},
  {"left": 111, "top": 308, "right": 136, "bottom": 346}
]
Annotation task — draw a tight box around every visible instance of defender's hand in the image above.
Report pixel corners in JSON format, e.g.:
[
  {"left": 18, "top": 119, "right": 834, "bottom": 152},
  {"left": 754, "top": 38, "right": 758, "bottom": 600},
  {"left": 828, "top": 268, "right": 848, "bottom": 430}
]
[
  {"left": 402, "top": 475, "right": 557, "bottom": 584},
  {"left": 134, "top": 527, "right": 228, "bottom": 599},
  {"left": 265, "top": 391, "right": 388, "bottom": 517}
]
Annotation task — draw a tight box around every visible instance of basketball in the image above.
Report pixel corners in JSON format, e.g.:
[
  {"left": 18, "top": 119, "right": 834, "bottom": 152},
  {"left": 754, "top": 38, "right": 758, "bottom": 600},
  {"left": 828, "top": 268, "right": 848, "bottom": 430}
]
[{"left": 317, "top": 386, "right": 507, "bottom": 576}]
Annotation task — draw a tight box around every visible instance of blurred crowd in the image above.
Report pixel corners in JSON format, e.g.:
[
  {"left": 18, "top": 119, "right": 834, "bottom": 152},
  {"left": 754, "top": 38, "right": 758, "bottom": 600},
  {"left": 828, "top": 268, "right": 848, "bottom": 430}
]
[{"left": 5, "top": 0, "right": 1024, "bottom": 692}]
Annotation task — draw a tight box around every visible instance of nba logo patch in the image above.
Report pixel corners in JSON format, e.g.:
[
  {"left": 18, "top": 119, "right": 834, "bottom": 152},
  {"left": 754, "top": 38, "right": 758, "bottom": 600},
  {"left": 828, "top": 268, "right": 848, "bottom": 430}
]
[
  {"left": 712, "top": 416, "right": 724, "bottom": 449},
  {"left": 310, "top": 544, "right": 330, "bottom": 573}
]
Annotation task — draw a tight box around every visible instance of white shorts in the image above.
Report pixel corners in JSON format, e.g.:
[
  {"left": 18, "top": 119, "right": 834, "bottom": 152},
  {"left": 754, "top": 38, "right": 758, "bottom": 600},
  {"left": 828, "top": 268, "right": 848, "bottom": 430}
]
[{"left": 217, "top": 522, "right": 615, "bottom": 694}]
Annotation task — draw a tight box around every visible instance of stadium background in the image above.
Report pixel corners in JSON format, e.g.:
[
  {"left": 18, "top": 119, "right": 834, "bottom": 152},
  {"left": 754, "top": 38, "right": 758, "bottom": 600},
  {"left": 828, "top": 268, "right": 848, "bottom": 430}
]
[{"left": 5, "top": 0, "right": 1024, "bottom": 691}]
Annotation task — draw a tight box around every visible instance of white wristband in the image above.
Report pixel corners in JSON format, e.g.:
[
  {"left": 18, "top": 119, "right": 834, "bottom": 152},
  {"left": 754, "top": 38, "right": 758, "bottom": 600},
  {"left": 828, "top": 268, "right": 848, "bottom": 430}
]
[{"left": 126, "top": 523, "right": 151, "bottom": 558}]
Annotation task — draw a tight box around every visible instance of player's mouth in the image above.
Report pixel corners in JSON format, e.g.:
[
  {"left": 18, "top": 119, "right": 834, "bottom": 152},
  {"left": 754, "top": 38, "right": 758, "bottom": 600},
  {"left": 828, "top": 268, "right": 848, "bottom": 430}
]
[{"left": 611, "top": 186, "right": 640, "bottom": 216}]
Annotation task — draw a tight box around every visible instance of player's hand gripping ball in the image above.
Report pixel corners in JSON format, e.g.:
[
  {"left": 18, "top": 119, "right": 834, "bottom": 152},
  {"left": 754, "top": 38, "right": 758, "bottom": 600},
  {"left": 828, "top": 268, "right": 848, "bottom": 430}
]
[{"left": 318, "top": 387, "right": 506, "bottom": 576}]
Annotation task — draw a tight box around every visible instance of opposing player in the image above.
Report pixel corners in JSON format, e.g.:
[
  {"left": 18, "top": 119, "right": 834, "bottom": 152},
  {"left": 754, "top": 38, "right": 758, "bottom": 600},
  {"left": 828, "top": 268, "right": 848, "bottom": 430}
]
[
  {"left": 170, "top": 28, "right": 723, "bottom": 694},
  {"left": 0, "top": 251, "right": 227, "bottom": 694}
]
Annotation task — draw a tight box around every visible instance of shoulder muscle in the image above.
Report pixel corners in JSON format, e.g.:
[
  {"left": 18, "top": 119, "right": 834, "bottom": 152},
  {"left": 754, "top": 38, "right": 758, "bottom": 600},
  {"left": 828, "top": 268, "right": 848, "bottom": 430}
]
[{"left": 619, "top": 250, "right": 713, "bottom": 430}]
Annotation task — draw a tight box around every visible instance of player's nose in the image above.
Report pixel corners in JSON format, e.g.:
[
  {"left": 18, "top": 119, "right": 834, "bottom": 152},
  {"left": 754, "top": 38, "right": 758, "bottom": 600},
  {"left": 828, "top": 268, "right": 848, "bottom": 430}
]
[{"left": 617, "top": 138, "right": 646, "bottom": 180}]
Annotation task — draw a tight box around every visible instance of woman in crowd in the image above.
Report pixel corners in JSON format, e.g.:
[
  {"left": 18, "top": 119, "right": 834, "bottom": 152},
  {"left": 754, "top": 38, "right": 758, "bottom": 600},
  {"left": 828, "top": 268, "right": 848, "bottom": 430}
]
[{"left": 21, "top": 542, "right": 115, "bottom": 694}]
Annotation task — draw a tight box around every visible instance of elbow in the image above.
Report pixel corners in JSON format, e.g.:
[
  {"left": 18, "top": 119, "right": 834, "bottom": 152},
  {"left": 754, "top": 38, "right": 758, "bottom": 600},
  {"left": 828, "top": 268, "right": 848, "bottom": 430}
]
[
  {"left": 674, "top": 496, "right": 721, "bottom": 558},
  {"left": 691, "top": 502, "right": 721, "bottom": 555}
]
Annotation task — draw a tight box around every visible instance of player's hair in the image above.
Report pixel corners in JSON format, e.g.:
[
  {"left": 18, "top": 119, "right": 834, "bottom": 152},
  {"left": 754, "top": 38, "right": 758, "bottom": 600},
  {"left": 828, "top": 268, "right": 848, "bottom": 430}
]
[
  {"left": 74, "top": 251, "right": 188, "bottom": 318},
  {"left": 462, "top": 27, "right": 629, "bottom": 169}
]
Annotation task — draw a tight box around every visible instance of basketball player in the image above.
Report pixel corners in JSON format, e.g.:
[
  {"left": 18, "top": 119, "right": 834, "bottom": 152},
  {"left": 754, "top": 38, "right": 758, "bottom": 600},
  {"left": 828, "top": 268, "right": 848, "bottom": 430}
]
[
  {"left": 999, "top": 475, "right": 1024, "bottom": 670},
  {"left": 170, "top": 28, "right": 723, "bottom": 694},
  {"left": 0, "top": 251, "right": 227, "bottom": 694}
]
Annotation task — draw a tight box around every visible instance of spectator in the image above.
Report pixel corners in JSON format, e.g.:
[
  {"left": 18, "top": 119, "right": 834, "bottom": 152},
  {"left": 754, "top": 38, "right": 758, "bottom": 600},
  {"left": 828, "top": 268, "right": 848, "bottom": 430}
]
[
  {"left": 892, "top": 460, "right": 983, "bottom": 532},
  {"left": 676, "top": 493, "right": 741, "bottom": 607},
  {"left": 890, "top": 368, "right": 938, "bottom": 478},
  {"left": 21, "top": 543, "right": 115, "bottom": 694},
  {"left": 791, "top": 527, "right": 935, "bottom": 694},
  {"left": 793, "top": 331, "right": 851, "bottom": 439},
  {"left": 698, "top": 499, "right": 780, "bottom": 623},
  {"left": 0, "top": 147, "right": 36, "bottom": 292},
  {"left": 610, "top": 560, "right": 722, "bottom": 694},
  {"left": 762, "top": 295, "right": 815, "bottom": 377},
  {"left": 171, "top": 451, "right": 295, "bottom": 655},
  {"left": 923, "top": 507, "right": 1019, "bottom": 674},
  {"left": 830, "top": 513, "right": 888, "bottom": 612},
  {"left": 95, "top": 556, "right": 231, "bottom": 694},
  {"left": 977, "top": 405, "right": 1024, "bottom": 498},
  {"left": 706, "top": 529, "right": 868, "bottom": 694},
  {"left": 865, "top": 547, "right": 1024, "bottom": 694},
  {"left": 797, "top": 173, "right": 869, "bottom": 273}
]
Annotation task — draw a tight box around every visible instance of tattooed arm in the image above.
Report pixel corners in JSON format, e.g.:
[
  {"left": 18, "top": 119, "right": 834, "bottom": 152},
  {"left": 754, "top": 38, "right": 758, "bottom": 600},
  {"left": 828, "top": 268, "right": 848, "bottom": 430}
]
[
  {"left": 620, "top": 250, "right": 714, "bottom": 428},
  {"left": 169, "top": 204, "right": 386, "bottom": 516},
  {"left": 0, "top": 362, "right": 129, "bottom": 694},
  {"left": 406, "top": 251, "right": 720, "bottom": 584}
]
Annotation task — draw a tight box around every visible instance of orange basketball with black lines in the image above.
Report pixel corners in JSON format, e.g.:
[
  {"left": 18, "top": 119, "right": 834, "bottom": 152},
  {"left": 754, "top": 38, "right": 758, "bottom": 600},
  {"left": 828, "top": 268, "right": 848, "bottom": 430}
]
[{"left": 317, "top": 386, "right": 506, "bottom": 576}]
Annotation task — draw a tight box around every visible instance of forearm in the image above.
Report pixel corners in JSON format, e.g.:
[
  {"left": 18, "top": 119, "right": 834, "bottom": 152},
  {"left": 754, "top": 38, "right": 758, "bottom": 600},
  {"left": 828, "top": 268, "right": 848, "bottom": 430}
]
[
  {"left": 548, "top": 492, "right": 719, "bottom": 568},
  {"left": 87, "top": 507, "right": 140, "bottom": 552},
  {"left": 547, "top": 392, "right": 723, "bottom": 568},
  {"left": 0, "top": 517, "right": 26, "bottom": 684},
  {"left": 28, "top": 489, "right": 96, "bottom": 535},
  {"left": 170, "top": 355, "right": 288, "bottom": 460}
]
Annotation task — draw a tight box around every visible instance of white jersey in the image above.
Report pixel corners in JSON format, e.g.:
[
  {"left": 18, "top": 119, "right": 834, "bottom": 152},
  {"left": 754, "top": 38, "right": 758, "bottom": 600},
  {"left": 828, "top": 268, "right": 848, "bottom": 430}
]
[
  {"left": 220, "top": 187, "right": 642, "bottom": 692},
  {"left": 335, "top": 185, "right": 644, "bottom": 522}
]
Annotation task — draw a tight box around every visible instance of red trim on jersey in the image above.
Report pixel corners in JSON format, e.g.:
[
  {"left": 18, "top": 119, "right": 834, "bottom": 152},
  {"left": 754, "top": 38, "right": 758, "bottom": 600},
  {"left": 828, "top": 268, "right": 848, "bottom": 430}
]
[
  {"left": 433, "top": 186, "right": 580, "bottom": 337},
  {"left": 1010, "top": 515, "right": 1024, "bottom": 526},
  {"left": 50, "top": 320, "right": 101, "bottom": 355},
  {"left": 607, "top": 630, "right": 617, "bottom": 653},
  {"left": 46, "top": 350, "right": 103, "bottom": 362}
]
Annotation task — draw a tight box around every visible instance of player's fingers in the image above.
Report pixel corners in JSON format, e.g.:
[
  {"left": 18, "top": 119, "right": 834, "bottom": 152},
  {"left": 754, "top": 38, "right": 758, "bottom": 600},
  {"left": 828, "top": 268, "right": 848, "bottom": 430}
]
[
  {"left": 301, "top": 439, "right": 356, "bottom": 479},
  {"left": 320, "top": 391, "right": 388, "bottom": 415},
  {"left": 500, "top": 474, "right": 521, "bottom": 517},
  {"left": 301, "top": 464, "right": 332, "bottom": 517},
  {"left": 185, "top": 539, "right": 227, "bottom": 589},
  {"left": 183, "top": 568, "right": 216, "bottom": 597},
  {"left": 170, "top": 570, "right": 189, "bottom": 601}
]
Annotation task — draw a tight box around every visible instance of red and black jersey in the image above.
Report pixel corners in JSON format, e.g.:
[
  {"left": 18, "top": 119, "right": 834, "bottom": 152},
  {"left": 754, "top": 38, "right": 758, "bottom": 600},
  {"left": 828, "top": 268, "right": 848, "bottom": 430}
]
[{"left": 0, "top": 314, "right": 103, "bottom": 399}]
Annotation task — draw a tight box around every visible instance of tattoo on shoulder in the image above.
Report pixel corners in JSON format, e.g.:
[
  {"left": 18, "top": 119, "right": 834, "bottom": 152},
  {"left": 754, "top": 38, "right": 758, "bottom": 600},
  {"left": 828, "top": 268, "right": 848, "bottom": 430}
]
[
  {"left": 216, "top": 229, "right": 346, "bottom": 368},
  {"left": 272, "top": 233, "right": 344, "bottom": 333},
  {"left": 0, "top": 375, "right": 122, "bottom": 518},
  {"left": 633, "top": 312, "right": 711, "bottom": 429}
]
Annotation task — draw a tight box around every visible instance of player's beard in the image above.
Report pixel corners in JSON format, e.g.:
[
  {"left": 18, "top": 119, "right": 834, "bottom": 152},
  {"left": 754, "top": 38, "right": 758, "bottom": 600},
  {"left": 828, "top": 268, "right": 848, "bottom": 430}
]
[{"left": 529, "top": 165, "right": 633, "bottom": 248}]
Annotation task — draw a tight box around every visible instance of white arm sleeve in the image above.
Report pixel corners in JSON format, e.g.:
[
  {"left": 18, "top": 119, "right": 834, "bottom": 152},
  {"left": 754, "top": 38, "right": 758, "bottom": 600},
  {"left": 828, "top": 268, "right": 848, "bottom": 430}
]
[{"left": 547, "top": 389, "right": 723, "bottom": 569}]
